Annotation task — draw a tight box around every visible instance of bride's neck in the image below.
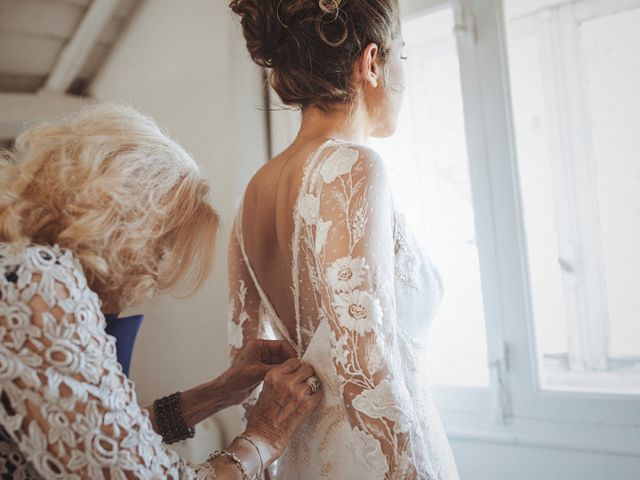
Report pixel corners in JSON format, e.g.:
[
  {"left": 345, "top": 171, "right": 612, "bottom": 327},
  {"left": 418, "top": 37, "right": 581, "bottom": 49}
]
[{"left": 295, "top": 103, "right": 371, "bottom": 145}]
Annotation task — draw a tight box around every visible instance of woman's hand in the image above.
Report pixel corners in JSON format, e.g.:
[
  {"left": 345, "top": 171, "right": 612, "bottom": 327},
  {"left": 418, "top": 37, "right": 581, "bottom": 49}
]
[
  {"left": 241, "top": 358, "right": 323, "bottom": 466},
  {"left": 222, "top": 339, "right": 298, "bottom": 407},
  {"left": 149, "top": 340, "right": 296, "bottom": 434}
]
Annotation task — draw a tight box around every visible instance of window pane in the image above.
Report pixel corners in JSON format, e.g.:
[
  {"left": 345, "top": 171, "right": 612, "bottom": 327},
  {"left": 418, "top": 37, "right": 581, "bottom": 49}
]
[
  {"left": 372, "top": 6, "right": 489, "bottom": 387},
  {"left": 505, "top": 0, "right": 640, "bottom": 394},
  {"left": 581, "top": 10, "right": 640, "bottom": 359}
]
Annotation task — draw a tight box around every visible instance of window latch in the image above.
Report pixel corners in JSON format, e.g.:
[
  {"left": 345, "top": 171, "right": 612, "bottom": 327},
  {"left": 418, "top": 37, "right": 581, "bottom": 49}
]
[
  {"left": 489, "top": 340, "right": 513, "bottom": 423},
  {"left": 454, "top": 0, "right": 477, "bottom": 45}
]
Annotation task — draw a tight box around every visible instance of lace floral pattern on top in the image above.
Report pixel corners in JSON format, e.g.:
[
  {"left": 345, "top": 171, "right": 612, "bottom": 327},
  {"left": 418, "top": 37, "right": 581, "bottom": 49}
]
[
  {"left": 0, "top": 243, "right": 218, "bottom": 479},
  {"left": 228, "top": 141, "right": 459, "bottom": 479}
]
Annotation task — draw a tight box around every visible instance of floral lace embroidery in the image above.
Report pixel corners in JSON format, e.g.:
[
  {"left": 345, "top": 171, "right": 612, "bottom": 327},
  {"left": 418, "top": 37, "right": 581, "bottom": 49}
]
[
  {"left": 294, "top": 145, "right": 433, "bottom": 478},
  {"left": 228, "top": 280, "right": 250, "bottom": 350},
  {"left": 394, "top": 219, "right": 420, "bottom": 290},
  {"left": 0, "top": 425, "right": 39, "bottom": 479},
  {"left": 228, "top": 142, "right": 459, "bottom": 479},
  {"left": 0, "top": 243, "right": 217, "bottom": 479}
]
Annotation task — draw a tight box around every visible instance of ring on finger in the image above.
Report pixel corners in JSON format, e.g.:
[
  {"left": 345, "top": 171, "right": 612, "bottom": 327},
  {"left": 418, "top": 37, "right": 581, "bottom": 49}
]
[{"left": 304, "top": 376, "right": 321, "bottom": 394}]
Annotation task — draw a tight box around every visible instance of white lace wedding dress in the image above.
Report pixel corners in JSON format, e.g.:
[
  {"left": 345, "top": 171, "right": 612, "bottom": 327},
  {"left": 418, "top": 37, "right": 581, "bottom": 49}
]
[{"left": 228, "top": 140, "right": 460, "bottom": 479}]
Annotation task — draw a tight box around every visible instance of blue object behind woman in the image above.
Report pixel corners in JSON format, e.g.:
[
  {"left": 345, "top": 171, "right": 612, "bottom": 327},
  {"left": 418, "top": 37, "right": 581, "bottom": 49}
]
[{"left": 104, "top": 314, "right": 143, "bottom": 377}]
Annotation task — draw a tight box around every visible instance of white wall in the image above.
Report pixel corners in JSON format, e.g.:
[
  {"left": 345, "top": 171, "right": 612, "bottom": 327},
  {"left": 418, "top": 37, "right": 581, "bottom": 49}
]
[{"left": 90, "top": 0, "right": 266, "bottom": 442}]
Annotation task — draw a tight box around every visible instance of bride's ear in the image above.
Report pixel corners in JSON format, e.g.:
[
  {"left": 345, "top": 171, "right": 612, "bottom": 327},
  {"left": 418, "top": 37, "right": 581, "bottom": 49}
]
[{"left": 356, "top": 43, "right": 381, "bottom": 88}]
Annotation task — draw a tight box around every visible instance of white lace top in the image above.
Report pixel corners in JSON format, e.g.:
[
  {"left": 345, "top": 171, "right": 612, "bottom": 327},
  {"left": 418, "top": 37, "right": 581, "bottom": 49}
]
[
  {"left": 228, "top": 141, "right": 460, "bottom": 479},
  {"left": 0, "top": 242, "right": 217, "bottom": 479}
]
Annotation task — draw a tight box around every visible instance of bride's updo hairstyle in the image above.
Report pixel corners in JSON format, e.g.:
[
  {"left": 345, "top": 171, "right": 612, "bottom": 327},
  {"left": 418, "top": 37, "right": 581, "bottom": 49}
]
[
  {"left": 230, "top": 0, "right": 400, "bottom": 109},
  {"left": 0, "top": 105, "right": 218, "bottom": 312}
]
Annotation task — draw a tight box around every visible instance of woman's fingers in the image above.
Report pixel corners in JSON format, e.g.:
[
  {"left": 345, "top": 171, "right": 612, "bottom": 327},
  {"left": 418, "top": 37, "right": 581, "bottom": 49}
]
[
  {"left": 247, "top": 339, "right": 297, "bottom": 365},
  {"left": 247, "top": 361, "right": 323, "bottom": 458},
  {"left": 254, "top": 347, "right": 300, "bottom": 381},
  {"left": 289, "top": 363, "right": 315, "bottom": 384},
  {"left": 283, "top": 357, "right": 301, "bottom": 372},
  {"left": 273, "top": 357, "right": 301, "bottom": 375},
  {"left": 261, "top": 340, "right": 297, "bottom": 364},
  {"left": 294, "top": 380, "right": 321, "bottom": 398}
]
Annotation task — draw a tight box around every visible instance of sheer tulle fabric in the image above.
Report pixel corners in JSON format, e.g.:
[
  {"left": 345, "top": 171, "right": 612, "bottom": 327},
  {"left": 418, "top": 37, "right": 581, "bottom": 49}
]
[{"left": 229, "top": 141, "right": 460, "bottom": 479}]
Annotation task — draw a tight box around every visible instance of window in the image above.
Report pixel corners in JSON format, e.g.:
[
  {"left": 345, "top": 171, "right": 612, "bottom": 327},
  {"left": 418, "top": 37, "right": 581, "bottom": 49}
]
[
  {"left": 388, "top": 0, "right": 640, "bottom": 452},
  {"left": 505, "top": 0, "right": 640, "bottom": 394},
  {"left": 371, "top": 6, "right": 489, "bottom": 388}
]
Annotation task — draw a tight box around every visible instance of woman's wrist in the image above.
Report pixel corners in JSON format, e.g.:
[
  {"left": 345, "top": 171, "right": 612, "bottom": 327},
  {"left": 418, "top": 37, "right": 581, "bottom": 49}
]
[
  {"left": 242, "top": 423, "right": 287, "bottom": 467},
  {"left": 211, "top": 435, "right": 267, "bottom": 479},
  {"left": 153, "top": 392, "right": 195, "bottom": 444},
  {"left": 180, "top": 376, "right": 230, "bottom": 428},
  {"left": 146, "top": 369, "right": 249, "bottom": 436},
  {"left": 207, "top": 422, "right": 289, "bottom": 478}
]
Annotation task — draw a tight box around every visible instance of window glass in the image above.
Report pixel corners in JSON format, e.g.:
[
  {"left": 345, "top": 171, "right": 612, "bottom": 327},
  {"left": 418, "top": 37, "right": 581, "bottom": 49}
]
[
  {"left": 505, "top": 0, "right": 640, "bottom": 393},
  {"left": 373, "top": 6, "right": 489, "bottom": 387}
]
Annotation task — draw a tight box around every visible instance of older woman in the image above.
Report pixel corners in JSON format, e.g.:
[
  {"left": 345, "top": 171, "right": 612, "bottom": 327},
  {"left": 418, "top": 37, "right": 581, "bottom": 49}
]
[{"left": 0, "top": 104, "right": 321, "bottom": 479}]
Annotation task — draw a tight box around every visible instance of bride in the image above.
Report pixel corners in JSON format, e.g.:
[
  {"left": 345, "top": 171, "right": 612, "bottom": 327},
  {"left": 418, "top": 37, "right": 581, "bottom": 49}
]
[{"left": 228, "top": 0, "right": 460, "bottom": 478}]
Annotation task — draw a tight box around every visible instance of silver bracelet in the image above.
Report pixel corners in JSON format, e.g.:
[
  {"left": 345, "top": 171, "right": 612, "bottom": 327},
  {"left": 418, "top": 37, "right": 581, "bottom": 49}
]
[
  {"left": 237, "top": 434, "right": 264, "bottom": 480},
  {"left": 207, "top": 450, "right": 250, "bottom": 480}
]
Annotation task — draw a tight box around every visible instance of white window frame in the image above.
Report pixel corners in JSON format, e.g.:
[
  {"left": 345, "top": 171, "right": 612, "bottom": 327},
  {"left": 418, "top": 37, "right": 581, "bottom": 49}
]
[
  {"left": 435, "top": 0, "right": 640, "bottom": 456},
  {"left": 267, "top": 0, "right": 640, "bottom": 457},
  {"left": 509, "top": 0, "right": 640, "bottom": 391}
]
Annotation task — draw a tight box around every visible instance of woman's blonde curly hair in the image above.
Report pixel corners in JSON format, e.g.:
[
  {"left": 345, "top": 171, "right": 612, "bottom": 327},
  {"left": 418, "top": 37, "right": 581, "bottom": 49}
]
[{"left": 0, "top": 104, "right": 218, "bottom": 313}]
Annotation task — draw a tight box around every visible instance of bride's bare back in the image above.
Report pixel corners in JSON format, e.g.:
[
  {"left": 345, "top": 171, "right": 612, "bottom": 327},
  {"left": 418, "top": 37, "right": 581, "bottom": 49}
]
[{"left": 239, "top": 137, "right": 330, "bottom": 337}]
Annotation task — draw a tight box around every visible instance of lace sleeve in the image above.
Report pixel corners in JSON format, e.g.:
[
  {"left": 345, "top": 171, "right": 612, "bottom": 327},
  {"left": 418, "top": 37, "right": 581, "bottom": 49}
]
[
  {"left": 228, "top": 215, "right": 263, "bottom": 418},
  {"left": 302, "top": 146, "right": 425, "bottom": 478},
  {"left": 0, "top": 246, "right": 216, "bottom": 479}
]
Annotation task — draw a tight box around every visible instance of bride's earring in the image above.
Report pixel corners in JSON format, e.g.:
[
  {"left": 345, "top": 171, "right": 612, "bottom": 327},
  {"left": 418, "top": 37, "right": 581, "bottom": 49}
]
[{"left": 369, "top": 73, "right": 378, "bottom": 88}]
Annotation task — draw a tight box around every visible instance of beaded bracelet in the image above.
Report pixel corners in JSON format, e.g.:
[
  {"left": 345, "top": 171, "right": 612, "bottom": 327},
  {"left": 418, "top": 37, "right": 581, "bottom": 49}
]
[
  {"left": 207, "top": 450, "right": 251, "bottom": 480},
  {"left": 237, "top": 434, "right": 264, "bottom": 479},
  {"left": 153, "top": 392, "right": 195, "bottom": 444}
]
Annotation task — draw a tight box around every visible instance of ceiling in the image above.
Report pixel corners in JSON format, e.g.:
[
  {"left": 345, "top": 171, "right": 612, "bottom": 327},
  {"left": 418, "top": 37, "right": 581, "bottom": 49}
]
[
  {"left": 0, "top": 0, "right": 141, "bottom": 95},
  {"left": 0, "top": 0, "right": 142, "bottom": 143}
]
